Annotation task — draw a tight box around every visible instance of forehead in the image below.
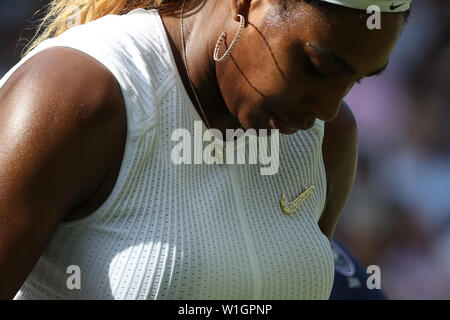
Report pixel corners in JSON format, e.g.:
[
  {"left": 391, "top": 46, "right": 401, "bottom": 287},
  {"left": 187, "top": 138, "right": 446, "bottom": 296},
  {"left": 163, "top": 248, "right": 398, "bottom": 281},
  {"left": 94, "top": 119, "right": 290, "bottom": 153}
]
[{"left": 267, "top": 1, "right": 404, "bottom": 73}]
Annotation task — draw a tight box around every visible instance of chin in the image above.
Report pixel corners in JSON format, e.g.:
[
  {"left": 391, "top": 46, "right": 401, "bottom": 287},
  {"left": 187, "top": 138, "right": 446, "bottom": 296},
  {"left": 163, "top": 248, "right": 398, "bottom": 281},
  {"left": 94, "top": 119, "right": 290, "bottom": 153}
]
[
  {"left": 279, "top": 127, "right": 301, "bottom": 135},
  {"left": 237, "top": 112, "right": 314, "bottom": 136}
]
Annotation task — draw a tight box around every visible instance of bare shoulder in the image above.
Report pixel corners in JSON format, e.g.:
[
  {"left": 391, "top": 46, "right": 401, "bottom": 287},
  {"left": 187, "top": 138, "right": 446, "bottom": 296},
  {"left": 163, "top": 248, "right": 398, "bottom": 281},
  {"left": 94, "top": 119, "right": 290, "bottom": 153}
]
[
  {"left": 0, "top": 46, "right": 127, "bottom": 298},
  {"left": 322, "top": 101, "right": 358, "bottom": 163},
  {"left": 322, "top": 100, "right": 358, "bottom": 193},
  {"left": 324, "top": 101, "right": 358, "bottom": 137},
  {"left": 0, "top": 46, "right": 127, "bottom": 210},
  {"left": 1, "top": 46, "right": 125, "bottom": 124},
  {"left": 319, "top": 101, "right": 358, "bottom": 240}
]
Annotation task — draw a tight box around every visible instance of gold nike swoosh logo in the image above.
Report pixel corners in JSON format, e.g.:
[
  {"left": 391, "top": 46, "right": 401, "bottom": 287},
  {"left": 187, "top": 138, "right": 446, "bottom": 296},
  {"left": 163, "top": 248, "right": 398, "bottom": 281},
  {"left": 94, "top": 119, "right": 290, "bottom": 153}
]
[{"left": 280, "top": 186, "right": 315, "bottom": 216}]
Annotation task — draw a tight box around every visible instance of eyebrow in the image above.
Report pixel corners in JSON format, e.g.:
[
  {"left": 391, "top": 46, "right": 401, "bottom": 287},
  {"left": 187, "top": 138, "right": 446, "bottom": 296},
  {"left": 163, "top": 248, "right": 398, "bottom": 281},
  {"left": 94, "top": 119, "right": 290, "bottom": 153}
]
[{"left": 306, "top": 42, "right": 389, "bottom": 78}]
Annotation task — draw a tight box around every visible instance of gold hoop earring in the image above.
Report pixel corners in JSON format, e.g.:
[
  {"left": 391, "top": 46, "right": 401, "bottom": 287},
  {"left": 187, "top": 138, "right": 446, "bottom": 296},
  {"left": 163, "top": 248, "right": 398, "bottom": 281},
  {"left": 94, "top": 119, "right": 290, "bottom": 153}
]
[{"left": 213, "top": 14, "right": 246, "bottom": 63}]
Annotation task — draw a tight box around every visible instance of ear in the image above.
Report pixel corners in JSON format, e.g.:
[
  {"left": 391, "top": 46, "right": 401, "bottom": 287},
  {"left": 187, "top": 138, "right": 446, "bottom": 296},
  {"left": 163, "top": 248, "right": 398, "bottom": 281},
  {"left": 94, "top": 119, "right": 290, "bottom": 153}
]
[{"left": 230, "top": 0, "right": 253, "bottom": 21}]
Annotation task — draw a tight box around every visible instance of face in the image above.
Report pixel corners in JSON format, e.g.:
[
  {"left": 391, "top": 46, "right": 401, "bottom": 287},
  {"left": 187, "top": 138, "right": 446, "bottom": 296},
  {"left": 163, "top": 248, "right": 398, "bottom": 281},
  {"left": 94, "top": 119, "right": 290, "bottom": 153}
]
[{"left": 215, "top": 1, "right": 404, "bottom": 134}]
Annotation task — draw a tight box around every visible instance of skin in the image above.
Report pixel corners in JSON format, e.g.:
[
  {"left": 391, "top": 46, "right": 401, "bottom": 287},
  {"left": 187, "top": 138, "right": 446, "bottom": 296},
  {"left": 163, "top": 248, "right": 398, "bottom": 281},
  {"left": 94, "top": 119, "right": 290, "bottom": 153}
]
[{"left": 0, "top": 0, "right": 404, "bottom": 299}]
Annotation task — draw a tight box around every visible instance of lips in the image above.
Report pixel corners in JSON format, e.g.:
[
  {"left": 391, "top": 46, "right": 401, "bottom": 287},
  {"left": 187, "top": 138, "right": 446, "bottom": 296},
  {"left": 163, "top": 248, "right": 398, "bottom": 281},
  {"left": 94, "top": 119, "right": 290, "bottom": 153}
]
[
  {"left": 269, "top": 114, "right": 298, "bottom": 134},
  {"left": 267, "top": 110, "right": 316, "bottom": 133}
]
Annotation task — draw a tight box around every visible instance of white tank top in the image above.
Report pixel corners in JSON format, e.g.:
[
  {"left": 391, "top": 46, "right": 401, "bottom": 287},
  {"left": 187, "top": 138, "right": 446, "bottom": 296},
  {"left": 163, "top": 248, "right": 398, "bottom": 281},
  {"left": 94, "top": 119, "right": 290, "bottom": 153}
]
[{"left": 5, "top": 9, "right": 334, "bottom": 300}]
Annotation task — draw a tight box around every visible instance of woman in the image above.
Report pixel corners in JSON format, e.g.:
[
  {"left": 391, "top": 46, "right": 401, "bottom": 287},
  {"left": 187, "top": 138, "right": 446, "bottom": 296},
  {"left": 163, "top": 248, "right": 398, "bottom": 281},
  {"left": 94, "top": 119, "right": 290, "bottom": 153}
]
[{"left": 0, "top": 0, "right": 410, "bottom": 299}]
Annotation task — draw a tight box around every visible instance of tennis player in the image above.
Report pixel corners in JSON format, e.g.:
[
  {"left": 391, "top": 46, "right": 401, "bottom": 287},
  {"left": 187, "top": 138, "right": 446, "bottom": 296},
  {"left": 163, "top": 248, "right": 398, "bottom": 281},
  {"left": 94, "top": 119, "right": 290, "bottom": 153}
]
[{"left": 0, "top": 0, "right": 411, "bottom": 299}]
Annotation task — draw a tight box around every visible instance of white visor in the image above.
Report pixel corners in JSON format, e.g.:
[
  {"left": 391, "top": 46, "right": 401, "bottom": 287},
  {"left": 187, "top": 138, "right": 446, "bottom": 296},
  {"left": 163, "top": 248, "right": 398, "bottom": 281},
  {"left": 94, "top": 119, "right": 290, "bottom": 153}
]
[{"left": 319, "top": 0, "right": 412, "bottom": 12}]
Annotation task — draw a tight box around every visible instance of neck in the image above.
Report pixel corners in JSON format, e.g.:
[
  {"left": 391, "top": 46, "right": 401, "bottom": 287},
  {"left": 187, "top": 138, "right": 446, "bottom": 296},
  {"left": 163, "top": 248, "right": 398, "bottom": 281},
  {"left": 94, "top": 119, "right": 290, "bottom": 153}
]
[{"left": 160, "top": 0, "right": 243, "bottom": 136}]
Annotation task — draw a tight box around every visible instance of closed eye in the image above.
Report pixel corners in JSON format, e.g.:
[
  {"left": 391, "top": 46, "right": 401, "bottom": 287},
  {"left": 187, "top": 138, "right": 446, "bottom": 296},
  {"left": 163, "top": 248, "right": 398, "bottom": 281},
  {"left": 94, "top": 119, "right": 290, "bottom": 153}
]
[{"left": 305, "top": 57, "right": 325, "bottom": 80}]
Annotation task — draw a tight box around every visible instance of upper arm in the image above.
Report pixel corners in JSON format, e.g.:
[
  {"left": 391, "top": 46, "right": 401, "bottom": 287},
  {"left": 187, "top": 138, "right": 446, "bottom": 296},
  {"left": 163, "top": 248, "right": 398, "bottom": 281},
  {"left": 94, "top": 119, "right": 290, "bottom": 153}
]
[
  {"left": 0, "top": 47, "right": 126, "bottom": 299},
  {"left": 319, "top": 101, "right": 359, "bottom": 241}
]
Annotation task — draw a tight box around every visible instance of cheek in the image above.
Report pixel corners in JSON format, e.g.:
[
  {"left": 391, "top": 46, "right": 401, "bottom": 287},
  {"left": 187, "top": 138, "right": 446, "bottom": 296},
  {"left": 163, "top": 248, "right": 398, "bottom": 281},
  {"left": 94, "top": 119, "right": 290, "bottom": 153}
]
[
  {"left": 216, "top": 55, "right": 286, "bottom": 117},
  {"left": 225, "top": 28, "right": 297, "bottom": 96},
  {"left": 220, "top": 71, "right": 308, "bottom": 130},
  {"left": 215, "top": 31, "right": 312, "bottom": 127}
]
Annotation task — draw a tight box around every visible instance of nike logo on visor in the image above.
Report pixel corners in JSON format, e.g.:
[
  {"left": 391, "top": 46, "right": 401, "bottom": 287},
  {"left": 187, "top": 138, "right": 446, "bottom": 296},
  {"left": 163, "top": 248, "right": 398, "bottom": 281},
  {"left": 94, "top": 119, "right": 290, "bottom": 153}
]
[{"left": 390, "top": 2, "right": 407, "bottom": 11}]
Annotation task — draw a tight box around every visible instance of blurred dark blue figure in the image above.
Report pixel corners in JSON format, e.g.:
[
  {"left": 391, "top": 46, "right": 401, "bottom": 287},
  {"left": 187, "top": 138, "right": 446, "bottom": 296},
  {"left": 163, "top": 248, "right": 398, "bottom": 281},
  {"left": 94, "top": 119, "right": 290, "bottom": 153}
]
[{"left": 330, "top": 239, "right": 387, "bottom": 300}]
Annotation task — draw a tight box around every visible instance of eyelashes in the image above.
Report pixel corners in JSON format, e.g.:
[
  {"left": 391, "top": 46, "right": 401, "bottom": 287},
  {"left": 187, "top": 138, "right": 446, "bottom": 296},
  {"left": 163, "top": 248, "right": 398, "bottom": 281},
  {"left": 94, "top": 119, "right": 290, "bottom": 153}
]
[
  {"left": 304, "top": 57, "right": 325, "bottom": 80},
  {"left": 304, "top": 57, "right": 382, "bottom": 85}
]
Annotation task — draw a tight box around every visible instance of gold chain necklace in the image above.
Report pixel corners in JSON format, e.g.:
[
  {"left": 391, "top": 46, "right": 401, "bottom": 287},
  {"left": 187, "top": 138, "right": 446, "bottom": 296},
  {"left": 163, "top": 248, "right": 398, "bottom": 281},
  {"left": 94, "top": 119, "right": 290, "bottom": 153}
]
[
  {"left": 179, "top": 1, "right": 248, "bottom": 161},
  {"left": 180, "top": 0, "right": 212, "bottom": 129}
]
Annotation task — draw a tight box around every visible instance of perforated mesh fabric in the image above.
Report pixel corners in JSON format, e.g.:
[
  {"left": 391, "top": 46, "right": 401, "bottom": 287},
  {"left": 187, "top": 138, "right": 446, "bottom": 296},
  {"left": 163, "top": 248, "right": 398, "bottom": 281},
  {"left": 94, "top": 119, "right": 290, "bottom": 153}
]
[{"left": 6, "top": 9, "right": 334, "bottom": 300}]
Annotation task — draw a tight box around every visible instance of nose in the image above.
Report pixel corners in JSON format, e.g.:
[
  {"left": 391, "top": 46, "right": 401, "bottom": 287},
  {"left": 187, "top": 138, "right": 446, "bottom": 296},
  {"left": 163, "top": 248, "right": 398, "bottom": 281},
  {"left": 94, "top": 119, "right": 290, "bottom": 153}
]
[{"left": 310, "top": 86, "right": 348, "bottom": 122}]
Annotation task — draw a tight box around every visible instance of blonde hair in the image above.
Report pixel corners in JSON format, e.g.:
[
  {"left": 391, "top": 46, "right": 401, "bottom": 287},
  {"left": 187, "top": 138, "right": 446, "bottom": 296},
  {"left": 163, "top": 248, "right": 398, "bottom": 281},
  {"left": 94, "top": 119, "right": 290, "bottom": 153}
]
[{"left": 25, "top": 0, "right": 184, "bottom": 55}]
